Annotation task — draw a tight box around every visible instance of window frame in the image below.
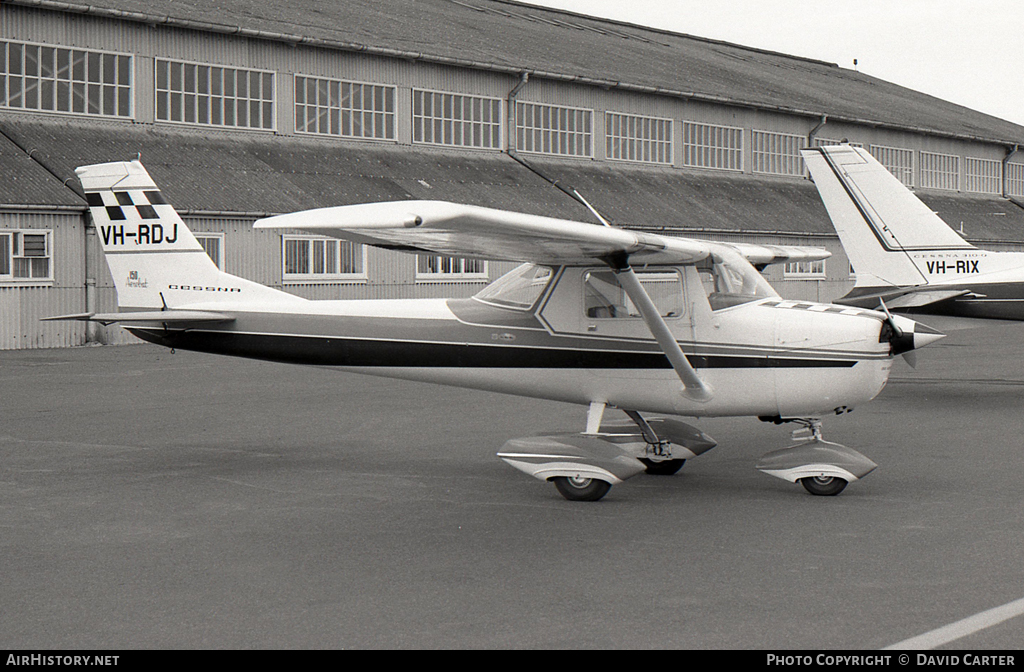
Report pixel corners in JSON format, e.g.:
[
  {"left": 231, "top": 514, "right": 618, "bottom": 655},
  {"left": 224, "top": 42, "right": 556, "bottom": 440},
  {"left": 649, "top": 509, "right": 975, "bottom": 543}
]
[
  {"left": 280, "top": 234, "right": 367, "bottom": 284},
  {"left": 919, "top": 151, "right": 961, "bottom": 191},
  {"left": 294, "top": 74, "right": 396, "bottom": 141},
  {"left": 155, "top": 58, "right": 275, "bottom": 131},
  {"left": 515, "top": 101, "right": 594, "bottom": 158},
  {"left": 0, "top": 229, "right": 54, "bottom": 284},
  {"left": 682, "top": 120, "right": 744, "bottom": 172},
  {"left": 751, "top": 130, "right": 805, "bottom": 176},
  {"left": 783, "top": 259, "right": 826, "bottom": 279},
  {"left": 193, "top": 232, "right": 225, "bottom": 271},
  {"left": 870, "top": 144, "right": 915, "bottom": 187},
  {"left": 1, "top": 39, "right": 133, "bottom": 119},
  {"left": 605, "top": 111, "right": 673, "bottom": 165},
  {"left": 412, "top": 88, "right": 502, "bottom": 150},
  {"left": 1008, "top": 162, "right": 1024, "bottom": 198},
  {"left": 965, "top": 157, "right": 1002, "bottom": 195},
  {"left": 415, "top": 254, "right": 489, "bottom": 283}
]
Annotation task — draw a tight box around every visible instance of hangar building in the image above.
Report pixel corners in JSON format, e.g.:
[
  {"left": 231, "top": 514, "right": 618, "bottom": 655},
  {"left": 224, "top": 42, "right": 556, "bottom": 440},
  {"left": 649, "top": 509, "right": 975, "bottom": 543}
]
[{"left": 2, "top": 0, "right": 1023, "bottom": 349}]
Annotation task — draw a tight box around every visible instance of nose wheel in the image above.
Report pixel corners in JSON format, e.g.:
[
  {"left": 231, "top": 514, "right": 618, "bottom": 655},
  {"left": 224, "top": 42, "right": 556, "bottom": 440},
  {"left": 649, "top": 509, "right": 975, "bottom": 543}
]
[
  {"left": 800, "top": 475, "right": 848, "bottom": 496},
  {"left": 756, "top": 418, "right": 877, "bottom": 496},
  {"left": 552, "top": 476, "right": 612, "bottom": 501}
]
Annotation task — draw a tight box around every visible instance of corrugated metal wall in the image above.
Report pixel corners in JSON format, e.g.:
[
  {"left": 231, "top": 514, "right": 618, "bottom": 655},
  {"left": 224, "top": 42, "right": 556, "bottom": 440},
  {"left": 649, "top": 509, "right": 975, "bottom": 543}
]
[
  {"left": 2, "top": 4, "right": 1021, "bottom": 349},
  {"left": 0, "top": 211, "right": 89, "bottom": 350}
]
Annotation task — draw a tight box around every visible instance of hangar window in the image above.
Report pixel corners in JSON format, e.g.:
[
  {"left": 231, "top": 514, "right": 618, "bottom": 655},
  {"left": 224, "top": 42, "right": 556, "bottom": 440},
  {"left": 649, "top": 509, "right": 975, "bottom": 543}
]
[
  {"left": 1, "top": 40, "right": 131, "bottom": 118},
  {"left": 920, "top": 151, "right": 960, "bottom": 191},
  {"left": 156, "top": 60, "right": 274, "bottom": 130},
  {"left": 281, "top": 235, "right": 366, "bottom": 282},
  {"left": 965, "top": 158, "right": 1002, "bottom": 195},
  {"left": 752, "top": 130, "right": 805, "bottom": 176},
  {"left": 606, "top": 112, "right": 673, "bottom": 165},
  {"left": 416, "top": 255, "right": 488, "bottom": 281},
  {"left": 783, "top": 259, "right": 826, "bottom": 279},
  {"left": 193, "top": 233, "right": 225, "bottom": 270},
  {"left": 295, "top": 76, "right": 395, "bottom": 141},
  {"left": 0, "top": 230, "right": 52, "bottom": 283},
  {"left": 870, "top": 145, "right": 915, "bottom": 187},
  {"left": 814, "top": 138, "right": 863, "bottom": 149},
  {"left": 1008, "top": 163, "right": 1024, "bottom": 198},
  {"left": 682, "top": 121, "right": 743, "bottom": 171},
  {"left": 516, "top": 102, "right": 593, "bottom": 157},
  {"left": 413, "top": 90, "right": 502, "bottom": 149}
]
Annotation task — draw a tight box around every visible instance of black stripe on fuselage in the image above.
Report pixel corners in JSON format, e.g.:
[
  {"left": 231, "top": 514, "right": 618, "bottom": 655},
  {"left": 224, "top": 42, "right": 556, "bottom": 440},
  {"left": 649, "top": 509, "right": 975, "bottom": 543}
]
[{"left": 128, "top": 328, "right": 859, "bottom": 369}]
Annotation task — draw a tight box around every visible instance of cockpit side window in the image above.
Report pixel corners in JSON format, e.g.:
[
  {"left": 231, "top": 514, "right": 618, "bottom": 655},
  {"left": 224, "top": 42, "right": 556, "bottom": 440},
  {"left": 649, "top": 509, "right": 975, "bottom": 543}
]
[
  {"left": 473, "top": 263, "right": 553, "bottom": 310},
  {"left": 697, "top": 249, "right": 778, "bottom": 311},
  {"left": 583, "top": 269, "right": 684, "bottom": 319}
]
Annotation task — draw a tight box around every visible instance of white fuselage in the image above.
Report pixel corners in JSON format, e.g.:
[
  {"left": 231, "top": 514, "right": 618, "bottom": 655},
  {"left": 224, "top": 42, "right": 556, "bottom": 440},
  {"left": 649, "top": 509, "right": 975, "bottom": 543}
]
[{"left": 128, "top": 265, "right": 899, "bottom": 419}]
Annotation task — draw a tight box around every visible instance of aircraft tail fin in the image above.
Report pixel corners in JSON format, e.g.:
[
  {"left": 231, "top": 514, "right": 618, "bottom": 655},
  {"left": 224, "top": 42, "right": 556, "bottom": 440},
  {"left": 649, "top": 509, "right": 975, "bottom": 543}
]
[
  {"left": 801, "top": 145, "right": 974, "bottom": 290},
  {"left": 77, "top": 160, "right": 299, "bottom": 311}
]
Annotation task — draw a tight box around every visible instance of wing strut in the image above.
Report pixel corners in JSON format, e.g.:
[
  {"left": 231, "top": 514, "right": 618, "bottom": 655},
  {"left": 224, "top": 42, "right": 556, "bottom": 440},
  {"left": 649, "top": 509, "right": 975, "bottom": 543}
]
[{"left": 606, "top": 256, "right": 713, "bottom": 402}]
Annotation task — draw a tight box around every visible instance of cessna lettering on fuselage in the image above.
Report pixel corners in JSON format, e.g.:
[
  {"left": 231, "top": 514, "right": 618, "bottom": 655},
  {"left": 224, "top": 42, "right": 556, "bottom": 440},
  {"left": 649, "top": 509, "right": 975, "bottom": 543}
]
[
  {"left": 47, "top": 159, "right": 947, "bottom": 502},
  {"left": 167, "top": 284, "right": 241, "bottom": 293},
  {"left": 100, "top": 223, "right": 178, "bottom": 246}
]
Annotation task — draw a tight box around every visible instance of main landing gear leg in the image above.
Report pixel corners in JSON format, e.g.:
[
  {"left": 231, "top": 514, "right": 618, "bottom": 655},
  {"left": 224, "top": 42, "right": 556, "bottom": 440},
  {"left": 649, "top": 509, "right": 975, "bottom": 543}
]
[{"left": 623, "top": 410, "right": 687, "bottom": 476}]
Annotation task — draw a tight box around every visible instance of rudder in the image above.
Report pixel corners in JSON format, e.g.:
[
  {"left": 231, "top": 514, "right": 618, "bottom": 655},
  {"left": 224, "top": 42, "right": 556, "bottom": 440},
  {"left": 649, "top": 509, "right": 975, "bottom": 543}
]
[
  {"left": 802, "top": 145, "right": 974, "bottom": 290},
  {"left": 78, "top": 160, "right": 297, "bottom": 311}
]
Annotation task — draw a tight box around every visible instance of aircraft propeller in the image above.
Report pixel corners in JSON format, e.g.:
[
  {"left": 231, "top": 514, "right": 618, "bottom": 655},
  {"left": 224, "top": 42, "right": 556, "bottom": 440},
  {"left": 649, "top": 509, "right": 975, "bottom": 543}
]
[{"left": 877, "top": 298, "right": 944, "bottom": 368}]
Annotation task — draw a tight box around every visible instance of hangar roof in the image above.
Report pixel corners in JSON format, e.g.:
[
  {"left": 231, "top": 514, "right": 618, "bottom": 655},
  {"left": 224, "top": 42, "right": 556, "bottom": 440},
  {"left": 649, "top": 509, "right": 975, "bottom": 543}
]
[
  {"left": 8, "top": 0, "right": 1024, "bottom": 145},
  {"left": 4, "top": 117, "right": 1022, "bottom": 244}
]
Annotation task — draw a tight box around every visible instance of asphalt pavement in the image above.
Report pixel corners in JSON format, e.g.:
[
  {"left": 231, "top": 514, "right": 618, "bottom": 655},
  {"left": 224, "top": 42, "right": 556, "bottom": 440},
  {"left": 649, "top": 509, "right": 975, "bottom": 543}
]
[{"left": 2, "top": 318, "right": 1023, "bottom": 649}]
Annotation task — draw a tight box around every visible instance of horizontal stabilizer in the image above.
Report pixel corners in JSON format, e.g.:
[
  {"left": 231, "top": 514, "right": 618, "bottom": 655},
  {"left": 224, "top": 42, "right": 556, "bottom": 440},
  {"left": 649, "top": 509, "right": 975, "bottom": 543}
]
[
  {"left": 42, "top": 310, "right": 235, "bottom": 325},
  {"left": 838, "top": 287, "right": 971, "bottom": 310},
  {"left": 884, "top": 289, "right": 972, "bottom": 309}
]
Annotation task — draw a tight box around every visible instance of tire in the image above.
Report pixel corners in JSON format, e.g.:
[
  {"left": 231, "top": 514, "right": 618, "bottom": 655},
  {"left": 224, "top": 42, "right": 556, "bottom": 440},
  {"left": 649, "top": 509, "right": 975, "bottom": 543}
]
[
  {"left": 552, "top": 475, "right": 612, "bottom": 502},
  {"left": 800, "top": 475, "right": 848, "bottom": 496},
  {"left": 639, "top": 458, "right": 686, "bottom": 476}
]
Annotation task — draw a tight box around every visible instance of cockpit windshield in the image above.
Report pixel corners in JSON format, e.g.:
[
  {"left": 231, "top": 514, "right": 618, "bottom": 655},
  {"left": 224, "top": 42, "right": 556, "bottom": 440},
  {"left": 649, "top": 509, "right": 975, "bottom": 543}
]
[
  {"left": 698, "top": 248, "right": 778, "bottom": 310},
  {"left": 473, "top": 263, "right": 554, "bottom": 310}
]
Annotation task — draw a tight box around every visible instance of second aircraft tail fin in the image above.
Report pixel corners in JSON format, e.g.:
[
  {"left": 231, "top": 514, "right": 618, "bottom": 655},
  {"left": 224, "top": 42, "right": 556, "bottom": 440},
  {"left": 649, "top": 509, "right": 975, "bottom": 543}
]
[{"left": 801, "top": 145, "right": 975, "bottom": 291}]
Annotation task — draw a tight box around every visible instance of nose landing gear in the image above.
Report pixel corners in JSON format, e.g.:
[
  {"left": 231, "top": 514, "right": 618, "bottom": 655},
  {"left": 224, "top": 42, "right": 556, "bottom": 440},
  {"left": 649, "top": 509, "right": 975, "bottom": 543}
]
[{"left": 755, "top": 419, "right": 877, "bottom": 496}]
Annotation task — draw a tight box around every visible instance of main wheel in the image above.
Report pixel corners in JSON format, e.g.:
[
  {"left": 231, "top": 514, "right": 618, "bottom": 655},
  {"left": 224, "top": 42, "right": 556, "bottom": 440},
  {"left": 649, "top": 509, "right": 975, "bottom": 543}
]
[
  {"left": 552, "top": 475, "right": 612, "bottom": 501},
  {"left": 800, "top": 475, "right": 848, "bottom": 496},
  {"left": 639, "top": 458, "right": 686, "bottom": 476}
]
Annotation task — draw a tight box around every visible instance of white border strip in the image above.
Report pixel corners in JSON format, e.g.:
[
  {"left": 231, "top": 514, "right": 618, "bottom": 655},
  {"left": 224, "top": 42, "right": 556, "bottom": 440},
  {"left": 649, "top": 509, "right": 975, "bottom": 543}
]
[{"left": 883, "top": 596, "right": 1024, "bottom": 650}]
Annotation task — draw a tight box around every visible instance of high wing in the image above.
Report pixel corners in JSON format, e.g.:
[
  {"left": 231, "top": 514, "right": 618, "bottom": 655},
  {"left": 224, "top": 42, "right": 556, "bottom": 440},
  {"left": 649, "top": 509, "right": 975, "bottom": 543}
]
[
  {"left": 255, "top": 200, "right": 829, "bottom": 268},
  {"left": 722, "top": 242, "right": 831, "bottom": 270},
  {"left": 255, "top": 200, "right": 711, "bottom": 266},
  {"left": 257, "top": 200, "right": 731, "bottom": 400}
]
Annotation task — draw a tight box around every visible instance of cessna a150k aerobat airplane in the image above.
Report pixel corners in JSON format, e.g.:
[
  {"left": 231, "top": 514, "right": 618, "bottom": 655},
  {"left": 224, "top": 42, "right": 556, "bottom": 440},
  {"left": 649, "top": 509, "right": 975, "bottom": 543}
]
[
  {"left": 48, "top": 160, "right": 945, "bottom": 501},
  {"left": 803, "top": 144, "right": 1024, "bottom": 321}
]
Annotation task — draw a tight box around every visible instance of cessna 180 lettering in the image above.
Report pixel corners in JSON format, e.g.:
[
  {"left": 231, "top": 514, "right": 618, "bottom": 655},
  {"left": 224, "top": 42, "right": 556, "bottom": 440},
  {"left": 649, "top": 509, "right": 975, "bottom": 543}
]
[
  {"left": 803, "top": 144, "right": 1024, "bottom": 321},
  {"left": 48, "top": 160, "right": 945, "bottom": 501}
]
